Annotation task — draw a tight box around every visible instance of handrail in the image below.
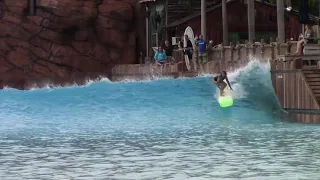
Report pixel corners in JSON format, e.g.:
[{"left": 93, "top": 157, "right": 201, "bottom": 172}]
[
  {"left": 270, "top": 69, "right": 299, "bottom": 73},
  {"left": 284, "top": 108, "right": 320, "bottom": 114}
]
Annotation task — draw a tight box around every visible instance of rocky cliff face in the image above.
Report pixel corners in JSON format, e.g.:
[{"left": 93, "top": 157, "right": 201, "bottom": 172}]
[{"left": 0, "top": 0, "right": 144, "bottom": 89}]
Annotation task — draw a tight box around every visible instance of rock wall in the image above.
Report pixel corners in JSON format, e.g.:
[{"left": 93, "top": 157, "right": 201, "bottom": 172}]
[{"left": 0, "top": 0, "right": 145, "bottom": 89}]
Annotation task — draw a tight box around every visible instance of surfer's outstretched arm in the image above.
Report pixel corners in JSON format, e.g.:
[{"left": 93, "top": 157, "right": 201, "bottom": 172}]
[{"left": 226, "top": 77, "right": 233, "bottom": 90}]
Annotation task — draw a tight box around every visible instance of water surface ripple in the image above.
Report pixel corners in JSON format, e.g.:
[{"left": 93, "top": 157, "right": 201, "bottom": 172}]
[{"left": 1, "top": 61, "right": 319, "bottom": 180}]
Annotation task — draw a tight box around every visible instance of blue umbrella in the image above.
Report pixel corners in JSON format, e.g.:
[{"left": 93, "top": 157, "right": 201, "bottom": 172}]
[{"left": 298, "top": 0, "right": 310, "bottom": 24}]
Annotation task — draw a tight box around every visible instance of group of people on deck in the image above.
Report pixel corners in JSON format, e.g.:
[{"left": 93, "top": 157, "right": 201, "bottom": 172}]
[
  {"left": 153, "top": 24, "right": 316, "bottom": 96},
  {"left": 154, "top": 34, "right": 210, "bottom": 69}
]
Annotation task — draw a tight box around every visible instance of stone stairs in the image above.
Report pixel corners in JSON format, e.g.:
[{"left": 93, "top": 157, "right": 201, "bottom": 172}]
[{"left": 303, "top": 69, "right": 320, "bottom": 103}]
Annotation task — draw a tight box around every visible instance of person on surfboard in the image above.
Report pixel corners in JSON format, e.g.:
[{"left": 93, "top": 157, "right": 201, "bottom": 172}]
[{"left": 213, "top": 71, "right": 233, "bottom": 96}]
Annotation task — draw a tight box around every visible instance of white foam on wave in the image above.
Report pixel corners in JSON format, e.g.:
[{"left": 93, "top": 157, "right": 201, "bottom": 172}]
[
  {"left": 209, "top": 57, "right": 271, "bottom": 100},
  {"left": 1, "top": 75, "right": 177, "bottom": 91},
  {"left": 2, "top": 76, "right": 112, "bottom": 91},
  {"left": 1, "top": 58, "right": 271, "bottom": 91},
  {"left": 113, "top": 75, "right": 174, "bottom": 83},
  {"left": 227, "top": 58, "right": 271, "bottom": 100}
]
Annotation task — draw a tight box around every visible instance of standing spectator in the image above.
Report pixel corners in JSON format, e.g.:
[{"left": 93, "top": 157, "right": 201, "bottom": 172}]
[
  {"left": 178, "top": 35, "right": 184, "bottom": 49},
  {"left": 163, "top": 40, "right": 175, "bottom": 63},
  {"left": 192, "top": 36, "right": 199, "bottom": 71},
  {"left": 184, "top": 35, "right": 193, "bottom": 61},
  {"left": 154, "top": 47, "right": 167, "bottom": 65},
  {"left": 196, "top": 35, "right": 208, "bottom": 63},
  {"left": 183, "top": 35, "right": 193, "bottom": 71}
]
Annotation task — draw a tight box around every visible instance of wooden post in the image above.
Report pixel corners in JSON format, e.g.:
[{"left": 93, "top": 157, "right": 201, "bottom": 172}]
[
  {"left": 248, "top": 0, "right": 255, "bottom": 43},
  {"left": 165, "top": 0, "right": 168, "bottom": 26},
  {"left": 201, "top": 0, "right": 206, "bottom": 39},
  {"left": 252, "top": 43, "right": 256, "bottom": 57},
  {"left": 269, "top": 37, "right": 274, "bottom": 60},
  {"left": 236, "top": 44, "right": 241, "bottom": 69},
  {"left": 276, "top": 39, "right": 281, "bottom": 57},
  {"left": 165, "top": 0, "right": 168, "bottom": 40},
  {"left": 261, "top": 39, "right": 265, "bottom": 60},
  {"left": 319, "top": 0, "right": 320, "bottom": 17},
  {"left": 230, "top": 42, "right": 234, "bottom": 68},
  {"left": 286, "top": 41, "right": 291, "bottom": 55},
  {"left": 146, "top": 5, "right": 149, "bottom": 57},
  {"left": 220, "top": 45, "right": 225, "bottom": 70},
  {"left": 277, "top": 0, "right": 285, "bottom": 43},
  {"left": 222, "top": 0, "right": 228, "bottom": 45},
  {"left": 245, "top": 42, "right": 249, "bottom": 63}
]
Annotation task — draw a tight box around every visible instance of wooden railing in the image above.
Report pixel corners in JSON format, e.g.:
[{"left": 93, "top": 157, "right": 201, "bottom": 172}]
[
  {"left": 112, "top": 39, "right": 299, "bottom": 79},
  {"left": 172, "top": 39, "right": 297, "bottom": 65}
]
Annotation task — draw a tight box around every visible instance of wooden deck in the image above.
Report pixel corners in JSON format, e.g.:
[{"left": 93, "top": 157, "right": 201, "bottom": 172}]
[{"left": 271, "top": 53, "right": 320, "bottom": 123}]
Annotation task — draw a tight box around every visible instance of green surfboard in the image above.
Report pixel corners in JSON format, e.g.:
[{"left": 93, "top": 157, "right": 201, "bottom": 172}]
[{"left": 218, "top": 89, "right": 234, "bottom": 107}]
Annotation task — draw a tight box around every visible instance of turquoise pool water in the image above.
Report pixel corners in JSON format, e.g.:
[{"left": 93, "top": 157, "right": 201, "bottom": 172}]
[{"left": 1, "top": 60, "right": 320, "bottom": 180}]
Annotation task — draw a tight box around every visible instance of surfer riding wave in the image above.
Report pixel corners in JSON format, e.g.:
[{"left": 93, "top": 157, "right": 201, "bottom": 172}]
[{"left": 213, "top": 71, "right": 233, "bottom": 96}]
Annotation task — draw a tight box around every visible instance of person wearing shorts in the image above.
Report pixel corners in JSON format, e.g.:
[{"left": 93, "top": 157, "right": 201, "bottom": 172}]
[{"left": 196, "top": 35, "right": 207, "bottom": 62}]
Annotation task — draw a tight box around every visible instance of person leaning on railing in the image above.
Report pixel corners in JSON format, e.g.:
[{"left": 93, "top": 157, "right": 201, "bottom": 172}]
[{"left": 154, "top": 46, "right": 167, "bottom": 66}]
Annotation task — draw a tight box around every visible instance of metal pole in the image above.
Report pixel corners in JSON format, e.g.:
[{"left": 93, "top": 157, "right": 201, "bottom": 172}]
[
  {"left": 277, "top": 0, "right": 285, "bottom": 43},
  {"left": 319, "top": 0, "right": 320, "bottom": 17},
  {"left": 156, "top": 33, "right": 158, "bottom": 48},
  {"left": 146, "top": 5, "right": 149, "bottom": 57},
  {"left": 201, "top": 0, "right": 206, "bottom": 40},
  {"left": 165, "top": 0, "right": 168, "bottom": 40},
  {"left": 286, "top": 0, "right": 291, "bottom": 7},
  {"left": 248, "top": 0, "right": 255, "bottom": 43},
  {"left": 222, "top": 0, "right": 228, "bottom": 45},
  {"left": 29, "top": 0, "right": 35, "bottom": 15}
]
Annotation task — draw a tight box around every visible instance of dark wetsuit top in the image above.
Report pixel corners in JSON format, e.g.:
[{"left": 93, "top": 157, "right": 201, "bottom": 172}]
[{"left": 214, "top": 75, "right": 226, "bottom": 83}]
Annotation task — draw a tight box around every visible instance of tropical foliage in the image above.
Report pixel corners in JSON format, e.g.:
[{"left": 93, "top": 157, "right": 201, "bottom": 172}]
[{"left": 264, "top": 0, "right": 319, "bottom": 16}]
